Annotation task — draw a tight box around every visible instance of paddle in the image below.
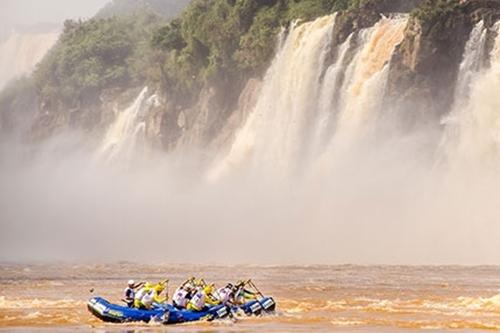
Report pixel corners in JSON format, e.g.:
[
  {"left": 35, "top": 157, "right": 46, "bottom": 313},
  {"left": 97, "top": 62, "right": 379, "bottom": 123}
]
[
  {"left": 164, "top": 279, "right": 169, "bottom": 299},
  {"left": 247, "top": 279, "right": 264, "bottom": 299},
  {"left": 182, "top": 277, "right": 195, "bottom": 287},
  {"left": 158, "top": 279, "right": 169, "bottom": 301}
]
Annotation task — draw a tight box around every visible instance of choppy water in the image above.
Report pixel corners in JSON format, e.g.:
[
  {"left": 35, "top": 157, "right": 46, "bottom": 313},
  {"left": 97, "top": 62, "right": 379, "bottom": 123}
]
[{"left": 1, "top": 264, "right": 500, "bottom": 332}]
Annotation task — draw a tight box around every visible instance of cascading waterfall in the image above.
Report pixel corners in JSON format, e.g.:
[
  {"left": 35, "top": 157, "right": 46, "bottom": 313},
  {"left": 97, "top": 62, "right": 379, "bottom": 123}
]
[
  {"left": 413, "top": 21, "right": 500, "bottom": 258},
  {"left": 300, "top": 15, "right": 409, "bottom": 177},
  {"left": 443, "top": 21, "right": 500, "bottom": 171},
  {"left": 208, "top": 15, "right": 337, "bottom": 180},
  {"left": 0, "top": 31, "right": 59, "bottom": 89},
  {"left": 322, "top": 16, "right": 407, "bottom": 160},
  {"left": 312, "top": 34, "right": 353, "bottom": 154},
  {"left": 93, "top": 15, "right": 500, "bottom": 260},
  {"left": 453, "top": 21, "right": 489, "bottom": 104},
  {"left": 97, "top": 87, "right": 158, "bottom": 162},
  {"left": 209, "top": 15, "right": 408, "bottom": 181}
]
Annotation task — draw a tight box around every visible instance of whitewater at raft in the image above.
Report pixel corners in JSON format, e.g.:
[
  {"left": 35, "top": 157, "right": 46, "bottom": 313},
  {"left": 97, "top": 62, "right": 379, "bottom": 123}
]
[{"left": 87, "top": 295, "right": 276, "bottom": 324}]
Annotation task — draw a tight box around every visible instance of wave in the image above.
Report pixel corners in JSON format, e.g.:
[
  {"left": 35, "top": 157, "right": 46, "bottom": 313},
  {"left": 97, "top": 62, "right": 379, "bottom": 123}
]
[
  {"left": 276, "top": 294, "right": 500, "bottom": 329},
  {"left": 280, "top": 294, "right": 500, "bottom": 314},
  {"left": 1, "top": 294, "right": 500, "bottom": 329},
  {"left": 0, "top": 296, "right": 85, "bottom": 309}
]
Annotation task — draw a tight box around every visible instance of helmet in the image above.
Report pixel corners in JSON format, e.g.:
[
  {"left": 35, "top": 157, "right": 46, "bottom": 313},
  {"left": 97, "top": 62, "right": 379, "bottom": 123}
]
[
  {"left": 203, "top": 284, "right": 214, "bottom": 294},
  {"left": 144, "top": 282, "right": 153, "bottom": 290},
  {"left": 226, "top": 283, "right": 233, "bottom": 289},
  {"left": 128, "top": 280, "right": 135, "bottom": 286},
  {"left": 154, "top": 284, "right": 164, "bottom": 292}
]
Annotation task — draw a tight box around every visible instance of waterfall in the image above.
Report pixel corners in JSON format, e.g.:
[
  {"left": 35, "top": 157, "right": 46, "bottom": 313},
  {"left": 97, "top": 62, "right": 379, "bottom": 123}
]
[
  {"left": 97, "top": 87, "right": 158, "bottom": 163},
  {"left": 208, "top": 15, "right": 337, "bottom": 180},
  {"left": 442, "top": 22, "right": 500, "bottom": 170},
  {"left": 326, "top": 16, "right": 407, "bottom": 155},
  {"left": 210, "top": 15, "right": 408, "bottom": 181},
  {"left": 0, "top": 31, "right": 59, "bottom": 89},
  {"left": 311, "top": 34, "right": 353, "bottom": 158},
  {"left": 453, "top": 21, "right": 489, "bottom": 104}
]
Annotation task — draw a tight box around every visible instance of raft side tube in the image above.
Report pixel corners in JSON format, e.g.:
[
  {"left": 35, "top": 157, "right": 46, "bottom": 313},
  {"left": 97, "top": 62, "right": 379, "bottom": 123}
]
[
  {"left": 87, "top": 297, "right": 169, "bottom": 323},
  {"left": 87, "top": 297, "right": 230, "bottom": 324},
  {"left": 237, "top": 299, "right": 263, "bottom": 315},
  {"left": 259, "top": 297, "right": 276, "bottom": 312}
]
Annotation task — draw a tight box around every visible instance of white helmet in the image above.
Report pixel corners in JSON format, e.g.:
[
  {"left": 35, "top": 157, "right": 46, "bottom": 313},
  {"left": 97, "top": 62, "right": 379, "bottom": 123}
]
[{"left": 128, "top": 279, "right": 135, "bottom": 286}]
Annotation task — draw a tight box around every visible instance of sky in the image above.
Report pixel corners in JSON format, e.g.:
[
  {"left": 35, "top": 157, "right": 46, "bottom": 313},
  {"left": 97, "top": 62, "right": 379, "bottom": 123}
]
[{"left": 0, "top": 0, "right": 109, "bottom": 31}]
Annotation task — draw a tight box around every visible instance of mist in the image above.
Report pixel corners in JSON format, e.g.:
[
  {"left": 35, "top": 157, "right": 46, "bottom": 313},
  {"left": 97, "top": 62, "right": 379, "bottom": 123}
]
[
  {"left": 1, "top": 11, "right": 500, "bottom": 266},
  {"left": 0, "top": 0, "right": 108, "bottom": 31},
  {"left": 0, "top": 0, "right": 108, "bottom": 89},
  {"left": 1, "top": 111, "right": 499, "bottom": 265}
]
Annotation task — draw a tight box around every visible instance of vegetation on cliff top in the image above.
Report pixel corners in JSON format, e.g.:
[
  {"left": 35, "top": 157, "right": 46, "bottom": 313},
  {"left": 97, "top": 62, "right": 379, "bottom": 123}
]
[
  {"left": 150, "top": 0, "right": 364, "bottom": 100},
  {"left": 28, "top": 0, "right": 387, "bottom": 111},
  {"left": 96, "top": 0, "right": 191, "bottom": 20},
  {"left": 16, "top": 0, "right": 464, "bottom": 115},
  {"left": 31, "top": 0, "right": 357, "bottom": 110},
  {"left": 411, "top": 0, "right": 460, "bottom": 21},
  {"left": 33, "top": 12, "right": 164, "bottom": 109}
]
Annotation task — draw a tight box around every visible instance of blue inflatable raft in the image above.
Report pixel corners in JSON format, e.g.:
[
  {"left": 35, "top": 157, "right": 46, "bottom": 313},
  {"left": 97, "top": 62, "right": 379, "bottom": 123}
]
[
  {"left": 87, "top": 297, "right": 230, "bottom": 324},
  {"left": 236, "top": 296, "right": 276, "bottom": 315}
]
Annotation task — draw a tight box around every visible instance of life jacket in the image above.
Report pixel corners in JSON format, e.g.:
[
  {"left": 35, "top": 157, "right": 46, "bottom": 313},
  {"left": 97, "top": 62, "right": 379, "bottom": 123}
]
[
  {"left": 216, "top": 287, "right": 232, "bottom": 304},
  {"left": 141, "top": 290, "right": 154, "bottom": 309},
  {"left": 123, "top": 287, "right": 135, "bottom": 307},
  {"left": 152, "top": 288, "right": 167, "bottom": 304},
  {"left": 124, "top": 287, "right": 134, "bottom": 300},
  {"left": 173, "top": 287, "right": 190, "bottom": 308},
  {"left": 234, "top": 286, "right": 254, "bottom": 304},
  {"left": 135, "top": 287, "right": 147, "bottom": 301},
  {"left": 188, "top": 290, "right": 206, "bottom": 311},
  {"left": 134, "top": 287, "right": 149, "bottom": 308}
]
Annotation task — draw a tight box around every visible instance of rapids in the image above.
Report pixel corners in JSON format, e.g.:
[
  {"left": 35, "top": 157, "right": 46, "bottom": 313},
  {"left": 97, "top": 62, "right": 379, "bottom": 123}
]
[{"left": 2, "top": 264, "right": 500, "bottom": 331}]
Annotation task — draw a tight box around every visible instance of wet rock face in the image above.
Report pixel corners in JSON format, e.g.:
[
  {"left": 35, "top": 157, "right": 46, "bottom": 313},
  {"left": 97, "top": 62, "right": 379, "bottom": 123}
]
[
  {"left": 29, "top": 88, "right": 139, "bottom": 143},
  {"left": 208, "top": 78, "right": 262, "bottom": 154},
  {"left": 464, "top": 0, "right": 500, "bottom": 26},
  {"left": 387, "top": 11, "right": 471, "bottom": 126},
  {"left": 331, "top": 0, "right": 424, "bottom": 46},
  {"left": 386, "top": 0, "right": 500, "bottom": 128},
  {"left": 464, "top": 0, "right": 500, "bottom": 61},
  {"left": 155, "top": 72, "right": 247, "bottom": 151},
  {"left": 331, "top": 10, "right": 381, "bottom": 46},
  {"left": 144, "top": 100, "right": 178, "bottom": 151}
]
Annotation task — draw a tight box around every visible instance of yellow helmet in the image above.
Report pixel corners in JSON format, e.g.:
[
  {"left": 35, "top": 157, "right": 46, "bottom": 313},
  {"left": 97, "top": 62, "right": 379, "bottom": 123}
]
[
  {"left": 154, "top": 284, "right": 164, "bottom": 292},
  {"left": 203, "top": 284, "right": 214, "bottom": 294},
  {"left": 144, "top": 282, "right": 153, "bottom": 290}
]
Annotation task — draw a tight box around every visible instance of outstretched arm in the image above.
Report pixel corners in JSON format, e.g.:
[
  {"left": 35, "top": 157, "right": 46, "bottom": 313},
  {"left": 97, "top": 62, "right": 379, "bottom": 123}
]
[{"left": 133, "top": 281, "right": 145, "bottom": 289}]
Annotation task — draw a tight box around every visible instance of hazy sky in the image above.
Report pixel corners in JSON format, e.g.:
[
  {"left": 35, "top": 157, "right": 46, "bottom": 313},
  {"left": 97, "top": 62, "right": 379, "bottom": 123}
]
[{"left": 0, "top": 0, "right": 109, "bottom": 29}]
